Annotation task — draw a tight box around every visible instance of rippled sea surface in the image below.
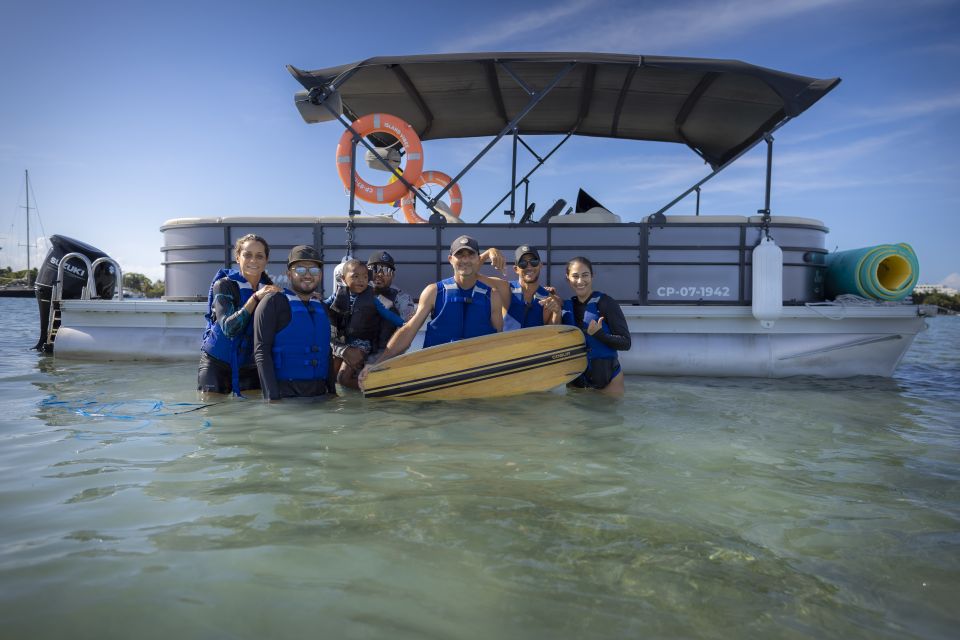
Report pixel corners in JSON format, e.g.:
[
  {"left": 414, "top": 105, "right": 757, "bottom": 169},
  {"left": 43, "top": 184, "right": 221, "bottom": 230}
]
[{"left": 1, "top": 297, "right": 957, "bottom": 639}]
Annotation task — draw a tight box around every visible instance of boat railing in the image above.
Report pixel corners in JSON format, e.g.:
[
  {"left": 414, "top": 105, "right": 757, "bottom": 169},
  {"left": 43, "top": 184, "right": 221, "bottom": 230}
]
[
  {"left": 54, "top": 253, "right": 123, "bottom": 302},
  {"left": 90, "top": 257, "right": 123, "bottom": 302},
  {"left": 54, "top": 253, "right": 94, "bottom": 303},
  {"left": 46, "top": 254, "right": 124, "bottom": 350}
]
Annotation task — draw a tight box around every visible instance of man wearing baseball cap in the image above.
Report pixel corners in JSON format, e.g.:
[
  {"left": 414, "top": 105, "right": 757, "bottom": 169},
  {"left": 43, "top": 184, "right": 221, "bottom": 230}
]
[
  {"left": 367, "top": 250, "right": 416, "bottom": 323},
  {"left": 479, "top": 245, "right": 562, "bottom": 331},
  {"left": 253, "top": 245, "right": 337, "bottom": 401},
  {"left": 360, "top": 235, "right": 504, "bottom": 375}
]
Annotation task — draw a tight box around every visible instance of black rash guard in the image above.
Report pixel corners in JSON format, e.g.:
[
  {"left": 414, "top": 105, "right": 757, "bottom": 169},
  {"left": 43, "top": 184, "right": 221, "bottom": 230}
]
[{"left": 569, "top": 293, "right": 632, "bottom": 351}]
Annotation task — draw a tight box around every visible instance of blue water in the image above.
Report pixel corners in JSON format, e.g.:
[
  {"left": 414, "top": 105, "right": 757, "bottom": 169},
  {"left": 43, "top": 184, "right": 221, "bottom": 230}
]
[{"left": 0, "top": 297, "right": 957, "bottom": 639}]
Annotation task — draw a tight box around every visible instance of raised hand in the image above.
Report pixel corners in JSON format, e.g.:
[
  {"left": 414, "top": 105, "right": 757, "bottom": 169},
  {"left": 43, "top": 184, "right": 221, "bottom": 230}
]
[{"left": 586, "top": 316, "right": 604, "bottom": 335}]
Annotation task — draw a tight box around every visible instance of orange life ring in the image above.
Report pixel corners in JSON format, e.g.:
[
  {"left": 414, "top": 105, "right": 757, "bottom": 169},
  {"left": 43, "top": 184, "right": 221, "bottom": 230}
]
[
  {"left": 400, "top": 170, "right": 463, "bottom": 223},
  {"left": 335, "top": 113, "right": 424, "bottom": 204}
]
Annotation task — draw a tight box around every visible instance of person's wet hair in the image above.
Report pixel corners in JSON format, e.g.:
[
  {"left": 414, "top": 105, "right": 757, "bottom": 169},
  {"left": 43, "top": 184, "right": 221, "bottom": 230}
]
[
  {"left": 565, "top": 256, "right": 593, "bottom": 275},
  {"left": 234, "top": 234, "right": 270, "bottom": 259}
]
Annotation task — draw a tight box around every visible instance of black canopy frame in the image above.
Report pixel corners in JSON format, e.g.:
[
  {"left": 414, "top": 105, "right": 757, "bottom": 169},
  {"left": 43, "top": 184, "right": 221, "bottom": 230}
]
[{"left": 289, "top": 53, "right": 840, "bottom": 223}]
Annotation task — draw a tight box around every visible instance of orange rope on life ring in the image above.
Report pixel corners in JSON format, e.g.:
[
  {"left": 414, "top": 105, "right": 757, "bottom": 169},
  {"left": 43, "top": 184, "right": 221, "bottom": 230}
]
[
  {"left": 400, "top": 170, "right": 463, "bottom": 223},
  {"left": 335, "top": 113, "right": 424, "bottom": 204}
]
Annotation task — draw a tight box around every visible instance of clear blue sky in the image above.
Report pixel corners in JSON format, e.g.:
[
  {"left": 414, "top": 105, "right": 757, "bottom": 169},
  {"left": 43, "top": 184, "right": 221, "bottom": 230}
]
[{"left": 2, "top": 0, "right": 958, "bottom": 287}]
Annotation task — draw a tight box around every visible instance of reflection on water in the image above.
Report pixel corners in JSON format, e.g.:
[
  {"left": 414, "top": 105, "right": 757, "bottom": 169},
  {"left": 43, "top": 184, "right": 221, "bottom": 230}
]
[{"left": 0, "top": 298, "right": 957, "bottom": 639}]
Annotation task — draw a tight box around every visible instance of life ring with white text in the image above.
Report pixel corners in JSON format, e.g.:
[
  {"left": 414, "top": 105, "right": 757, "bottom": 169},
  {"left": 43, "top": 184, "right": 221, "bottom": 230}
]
[{"left": 335, "top": 113, "right": 424, "bottom": 204}]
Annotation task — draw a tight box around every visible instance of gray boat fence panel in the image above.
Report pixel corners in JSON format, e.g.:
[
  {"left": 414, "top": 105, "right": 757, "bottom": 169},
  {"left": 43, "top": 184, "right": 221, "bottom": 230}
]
[
  {"left": 162, "top": 225, "right": 225, "bottom": 246},
  {"left": 648, "top": 224, "right": 743, "bottom": 245},
  {"left": 229, "top": 225, "right": 316, "bottom": 248},
  {"left": 648, "top": 265, "right": 741, "bottom": 302},
  {"left": 160, "top": 219, "right": 828, "bottom": 305},
  {"left": 648, "top": 249, "right": 740, "bottom": 263}
]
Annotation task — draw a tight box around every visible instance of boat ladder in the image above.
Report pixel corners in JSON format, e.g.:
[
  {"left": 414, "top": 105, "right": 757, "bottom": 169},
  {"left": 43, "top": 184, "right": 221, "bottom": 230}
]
[{"left": 45, "top": 254, "right": 123, "bottom": 351}]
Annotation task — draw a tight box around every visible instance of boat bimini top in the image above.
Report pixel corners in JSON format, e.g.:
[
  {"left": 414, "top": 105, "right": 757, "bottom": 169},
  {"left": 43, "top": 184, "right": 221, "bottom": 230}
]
[{"left": 287, "top": 52, "right": 840, "bottom": 220}]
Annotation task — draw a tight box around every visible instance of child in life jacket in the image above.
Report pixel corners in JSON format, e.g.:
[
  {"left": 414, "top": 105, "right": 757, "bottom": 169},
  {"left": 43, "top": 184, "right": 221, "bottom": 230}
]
[{"left": 325, "top": 258, "right": 404, "bottom": 389}]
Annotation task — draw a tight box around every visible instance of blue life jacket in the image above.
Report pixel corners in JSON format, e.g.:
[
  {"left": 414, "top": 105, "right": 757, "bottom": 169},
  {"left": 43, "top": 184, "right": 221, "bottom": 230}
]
[
  {"left": 271, "top": 291, "right": 331, "bottom": 381},
  {"left": 423, "top": 277, "right": 496, "bottom": 348},
  {"left": 201, "top": 268, "right": 256, "bottom": 395},
  {"left": 562, "top": 291, "right": 617, "bottom": 361},
  {"left": 504, "top": 281, "right": 550, "bottom": 331}
]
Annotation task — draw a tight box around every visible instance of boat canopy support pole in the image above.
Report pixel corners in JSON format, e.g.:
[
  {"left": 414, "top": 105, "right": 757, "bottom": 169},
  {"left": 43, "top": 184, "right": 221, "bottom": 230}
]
[
  {"left": 507, "top": 128, "right": 518, "bottom": 222},
  {"left": 758, "top": 133, "right": 774, "bottom": 237},
  {"left": 478, "top": 131, "right": 573, "bottom": 223},
  {"left": 426, "top": 61, "right": 577, "bottom": 215},
  {"left": 346, "top": 135, "right": 359, "bottom": 255},
  {"left": 652, "top": 117, "right": 792, "bottom": 219}
]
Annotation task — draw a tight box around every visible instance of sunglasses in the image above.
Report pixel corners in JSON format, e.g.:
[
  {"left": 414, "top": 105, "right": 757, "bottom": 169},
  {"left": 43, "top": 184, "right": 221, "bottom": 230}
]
[
  {"left": 370, "top": 265, "right": 395, "bottom": 276},
  {"left": 517, "top": 258, "right": 541, "bottom": 269},
  {"left": 291, "top": 266, "right": 321, "bottom": 276}
]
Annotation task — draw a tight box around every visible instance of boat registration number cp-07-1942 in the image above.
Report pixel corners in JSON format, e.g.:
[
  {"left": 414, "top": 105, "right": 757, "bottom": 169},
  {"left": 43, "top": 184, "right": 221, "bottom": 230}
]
[{"left": 655, "top": 286, "right": 733, "bottom": 298}]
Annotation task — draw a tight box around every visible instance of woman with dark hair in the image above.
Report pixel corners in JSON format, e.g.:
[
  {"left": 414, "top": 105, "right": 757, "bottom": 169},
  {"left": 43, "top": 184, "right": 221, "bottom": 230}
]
[
  {"left": 562, "top": 256, "right": 631, "bottom": 395},
  {"left": 198, "top": 234, "right": 281, "bottom": 396}
]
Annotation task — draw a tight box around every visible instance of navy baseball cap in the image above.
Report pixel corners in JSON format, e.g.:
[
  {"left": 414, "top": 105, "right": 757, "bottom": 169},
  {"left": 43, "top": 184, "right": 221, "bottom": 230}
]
[{"left": 449, "top": 235, "right": 480, "bottom": 255}]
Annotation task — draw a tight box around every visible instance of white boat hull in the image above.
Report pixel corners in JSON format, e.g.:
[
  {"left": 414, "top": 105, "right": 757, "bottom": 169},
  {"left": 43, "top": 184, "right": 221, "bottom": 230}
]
[{"left": 51, "top": 300, "right": 931, "bottom": 378}]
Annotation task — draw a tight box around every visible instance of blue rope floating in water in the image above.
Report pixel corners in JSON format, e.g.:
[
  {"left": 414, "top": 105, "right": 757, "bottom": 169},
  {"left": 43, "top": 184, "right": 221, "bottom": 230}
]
[{"left": 38, "top": 395, "right": 222, "bottom": 439}]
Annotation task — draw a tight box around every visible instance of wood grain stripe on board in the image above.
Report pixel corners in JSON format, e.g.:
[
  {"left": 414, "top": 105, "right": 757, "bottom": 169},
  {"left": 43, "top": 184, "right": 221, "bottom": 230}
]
[{"left": 364, "top": 344, "right": 587, "bottom": 398}]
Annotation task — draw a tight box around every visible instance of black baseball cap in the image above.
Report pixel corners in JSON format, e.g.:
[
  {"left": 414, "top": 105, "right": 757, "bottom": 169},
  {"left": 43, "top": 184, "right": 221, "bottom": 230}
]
[
  {"left": 514, "top": 245, "right": 541, "bottom": 263},
  {"left": 449, "top": 235, "right": 480, "bottom": 255},
  {"left": 366, "top": 250, "right": 396, "bottom": 268},
  {"left": 287, "top": 245, "right": 322, "bottom": 267}
]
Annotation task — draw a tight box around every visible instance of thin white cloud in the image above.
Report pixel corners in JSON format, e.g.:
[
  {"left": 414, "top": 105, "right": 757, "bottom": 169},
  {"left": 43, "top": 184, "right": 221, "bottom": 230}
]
[
  {"left": 450, "top": 0, "right": 602, "bottom": 51},
  {"left": 538, "top": 0, "right": 858, "bottom": 52},
  {"left": 450, "top": 0, "right": 858, "bottom": 53},
  {"left": 788, "top": 92, "right": 960, "bottom": 143},
  {"left": 942, "top": 272, "right": 960, "bottom": 288},
  {"left": 851, "top": 92, "right": 960, "bottom": 121}
]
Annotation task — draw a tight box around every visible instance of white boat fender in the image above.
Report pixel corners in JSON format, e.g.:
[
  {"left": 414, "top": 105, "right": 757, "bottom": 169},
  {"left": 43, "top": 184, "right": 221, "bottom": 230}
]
[{"left": 752, "top": 235, "right": 783, "bottom": 328}]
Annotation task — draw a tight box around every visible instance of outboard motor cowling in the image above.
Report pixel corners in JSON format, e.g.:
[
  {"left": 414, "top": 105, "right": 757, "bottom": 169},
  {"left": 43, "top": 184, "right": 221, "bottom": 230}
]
[{"left": 34, "top": 235, "right": 117, "bottom": 351}]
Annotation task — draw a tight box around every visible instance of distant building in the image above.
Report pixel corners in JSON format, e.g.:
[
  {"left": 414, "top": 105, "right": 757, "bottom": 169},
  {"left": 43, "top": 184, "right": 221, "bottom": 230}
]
[{"left": 914, "top": 283, "right": 959, "bottom": 296}]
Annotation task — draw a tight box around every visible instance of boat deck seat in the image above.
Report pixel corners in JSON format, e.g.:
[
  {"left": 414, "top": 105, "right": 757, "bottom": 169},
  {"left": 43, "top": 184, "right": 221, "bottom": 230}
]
[
  {"left": 220, "top": 216, "right": 322, "bottom": 224},
  {"left": 549, "top": 207, "right": 622, "bottom": 223}
]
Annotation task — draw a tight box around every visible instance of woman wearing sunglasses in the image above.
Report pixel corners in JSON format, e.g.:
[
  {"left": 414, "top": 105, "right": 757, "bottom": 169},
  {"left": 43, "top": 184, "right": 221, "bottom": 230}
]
[
  {"left": 198, "top": 233, "right": 281, "bottom": 396},
  {"left": 562, "top": 256, "right": 631, "bottom": 395}
]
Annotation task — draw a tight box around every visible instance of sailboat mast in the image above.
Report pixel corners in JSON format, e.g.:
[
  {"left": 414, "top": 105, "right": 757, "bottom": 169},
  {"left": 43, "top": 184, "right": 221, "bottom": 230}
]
[{"left": 25, "top": 170, "right": 31, "bottom": 278}]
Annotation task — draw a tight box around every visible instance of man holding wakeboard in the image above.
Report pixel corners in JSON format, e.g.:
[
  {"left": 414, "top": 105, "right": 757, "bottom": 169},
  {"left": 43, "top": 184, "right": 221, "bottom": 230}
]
[
  {"left": 360, "top": 235, "right": 504, "bottom": 376},
  {"left": 253, "top": 245, "right": 337, "bottom": 402}
]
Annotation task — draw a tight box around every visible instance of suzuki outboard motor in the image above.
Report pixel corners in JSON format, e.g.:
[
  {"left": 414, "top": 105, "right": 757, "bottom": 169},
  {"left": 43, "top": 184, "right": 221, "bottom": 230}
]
[{"left": 34, "top": 235, "right": 117, "bottom": 351}]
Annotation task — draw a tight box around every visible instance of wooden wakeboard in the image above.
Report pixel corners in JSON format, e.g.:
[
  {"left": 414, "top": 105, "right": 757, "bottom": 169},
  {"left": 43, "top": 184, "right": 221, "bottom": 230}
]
[{"left": 362, "top": 325, "right": 587, "bottom": 400}]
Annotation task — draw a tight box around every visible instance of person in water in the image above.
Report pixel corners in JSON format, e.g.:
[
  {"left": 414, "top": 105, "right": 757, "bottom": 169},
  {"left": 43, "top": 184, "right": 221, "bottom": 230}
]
[
  {"left": 367, "top": 250, "right": 416, "bottom": 323},
  {"left": 198, "top": 233, "right": 281, "bottom": 396},
  {"left": 325, "top": 258, "right": 403, "bottom": 389},
  {"left": 361, "top": 235, "right": 504, "bottom": 374},
  {"left": 561, "top": 256, "right": 631, "bottom": 395},
  {"left": 479, "top": 244, "right": 562, "bottom": 330},
  {"left": 253, "top": 245, "right": 337, "bottom": 402}
]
